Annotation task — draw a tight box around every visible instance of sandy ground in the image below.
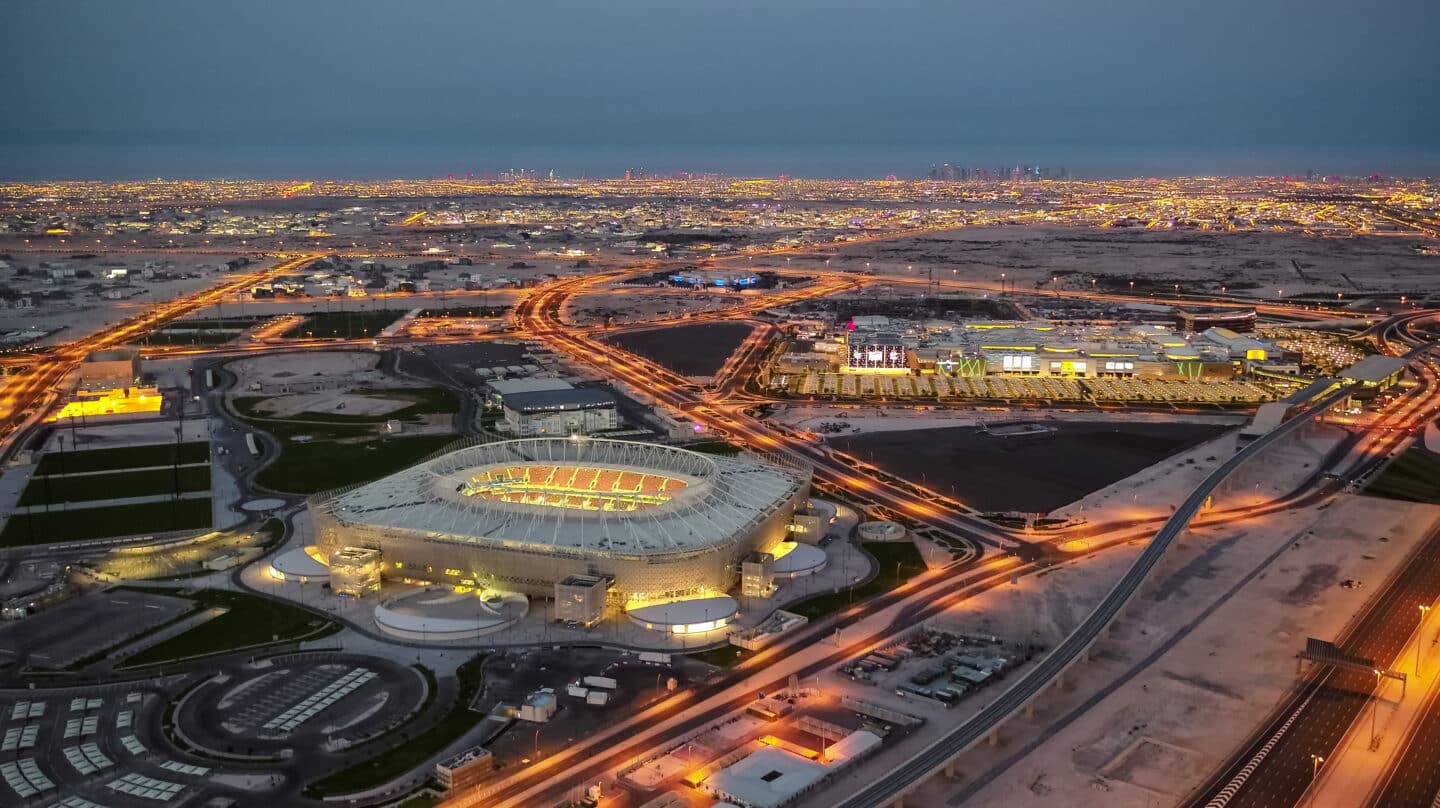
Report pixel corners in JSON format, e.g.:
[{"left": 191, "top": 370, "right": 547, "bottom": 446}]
[
  {"left": 226, "top": 350, "right": 382, "bottom": 388},
  {"left": 795, "top": 425, "right": 1351, "bottom": 808},
  {"left": 566, "top": 289, "right": 765, "bottom": 326},
  {"left": 0, "top": 252, "right": 245, "bottom": 347},
  {"left": 923, "top": 495, "right": 1440, "bottom": 808},
  {"left": 803, "top": 226, "right": 1440, "bottom": 302},
  {"left": 40, "top": 418, "right": 211, "bottom": 453},
  {"left": 188, "top": 289, "right": 522, "bottom": 320},
  {"left": 1048, "top": 424, "right": 1343, "bottom": 524}
]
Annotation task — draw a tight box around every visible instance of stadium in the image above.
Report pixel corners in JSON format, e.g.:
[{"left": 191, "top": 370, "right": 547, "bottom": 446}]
[{"left": 308, "top": 437, "right": 812, "bottom": 610}]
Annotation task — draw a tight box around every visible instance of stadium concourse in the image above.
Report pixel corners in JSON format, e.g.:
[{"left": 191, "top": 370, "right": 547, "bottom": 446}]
[{"left": 301, "top": 437, "right": 815, "bottom": 638}]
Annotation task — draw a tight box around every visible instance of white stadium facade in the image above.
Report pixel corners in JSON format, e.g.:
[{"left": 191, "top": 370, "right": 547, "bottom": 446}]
[{"left": 308, "top": 437, "right": 812, "bottom": 614}]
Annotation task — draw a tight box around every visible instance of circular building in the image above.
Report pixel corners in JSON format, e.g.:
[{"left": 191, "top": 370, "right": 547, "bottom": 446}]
[{"left": 308, "top": 438, "right": 811, "bottom": 607}]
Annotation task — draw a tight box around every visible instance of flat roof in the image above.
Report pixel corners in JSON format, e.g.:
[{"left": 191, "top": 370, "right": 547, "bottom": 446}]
[
  {"left": 705, "top": 747, "right": 826, "bottom": 808},
  {"left": 503, "top": 388, "right": 615, "bottom": 413},
  {"left": 773, "top": 543, "right": 827, "bottom": 575},
  {"left": 488, "top": 377, "right": 573, "bottom": 396},
  {"left": 437, "top": 745, "right": 491, "bottom": 772},
  {"left": 269, "top": 547, "right": 330, "bottom": 578},
  {"left": 629, "top": 595, "right": 738, "bottom": 627},
  {"left": 1341, "top": 355, "right": 1407, "bottom": 384}
]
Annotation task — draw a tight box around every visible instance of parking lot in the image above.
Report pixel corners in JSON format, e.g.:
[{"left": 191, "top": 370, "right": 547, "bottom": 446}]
[
  {"left": 175, "top": 652, "right": 425, "bottom": 758},
  {"left": 0, "top": 589, "right": 191, "bottom": 670},
  {"left": 0, "top": 682, "right": 281, "bottom": 807}
]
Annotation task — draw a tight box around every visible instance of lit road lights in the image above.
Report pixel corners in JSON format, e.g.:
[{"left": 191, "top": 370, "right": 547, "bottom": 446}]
[{"left": 1420, "top": 604, "right": 1433, "bottom": 676}]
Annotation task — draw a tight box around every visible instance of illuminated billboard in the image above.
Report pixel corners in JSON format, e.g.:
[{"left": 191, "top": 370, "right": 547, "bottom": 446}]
[{"left": 846, "top": 331, "right": 907, "bottom": 370}]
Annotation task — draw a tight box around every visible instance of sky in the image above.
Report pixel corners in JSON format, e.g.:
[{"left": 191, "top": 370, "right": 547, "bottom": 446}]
[{"left": 1, "top": 0, "right": 1437, "bottom": 179}]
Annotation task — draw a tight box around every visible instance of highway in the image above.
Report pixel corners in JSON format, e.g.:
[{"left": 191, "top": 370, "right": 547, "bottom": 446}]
[
  {"left": 1367, "top": 632, "right": 1440, "bottom": 807},
  {"left": 513, "top": 271, "right": 1024, "bottom": 551},
  {"left": 832, "top": 384, "right": 1357, "bottom": 808},
  {"left": 1183, "top": 333, "right": 1440, "bottom": 808},
  {"left": 465, "top": 266, "right": 1398, "bottom": 807},
  {"left": 0, "top": 253, "right": 321, "bottom": 461},
  {"left": 1186, "top": 525, "right": 1440, "bottom": 808}
]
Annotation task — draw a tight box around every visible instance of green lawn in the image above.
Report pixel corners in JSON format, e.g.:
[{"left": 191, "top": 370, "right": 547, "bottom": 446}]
[
  {"left": 122, "top": 589, "right": 340, "bottom": 667},
  {"left": 35, "top": 442, "right": 209, "bottom": 475},
  {"left": 685, "top": 440, "right": 742, "bottom": 456},
  {"left": 255, "top": 517, "right": 286, "bottom": 549},
  {"left": 255, "top": 435, "right": 458, "bottom": 494},
  {"left": 281, "top": 310, "right": 408, "bottom": 339},
  {"left": 688, "top": 644, "right": 748, "bottom": 667},
  {"left": 0, "top": 498, "right": 213, "bottom": 546},
  {"left": 19, "top": 466, "right": 211, "bottom": 507},
  {"left": 417, "top": 305, "right": 509, "bottom": 318},
  {"left": 305, "top": 654, "right": 488, "bottom": 797},
  {"left": 1365, "top": 448, "right": 1440, "bottom": 504},
  {"left": 787, "top": 541, "right": 927, "bottom": 621}
]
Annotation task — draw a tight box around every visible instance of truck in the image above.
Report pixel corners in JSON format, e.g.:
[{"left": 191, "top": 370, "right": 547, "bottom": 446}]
[{"left": 582, "top": 675, "right": 618, "bottom": 690}]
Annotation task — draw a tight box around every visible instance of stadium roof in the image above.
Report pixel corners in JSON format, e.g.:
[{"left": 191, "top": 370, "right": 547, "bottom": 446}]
[{"left": 318, "top": 438, "right": 808, "bottom": 556}]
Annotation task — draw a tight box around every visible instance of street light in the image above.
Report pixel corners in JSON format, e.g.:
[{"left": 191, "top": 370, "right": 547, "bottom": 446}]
[
  {"left": 1372, "top": 669, "right": 1382, "bottom": 747},
  {"left": 1419, "top": 604, "right": 1432, "bottom": 676}
]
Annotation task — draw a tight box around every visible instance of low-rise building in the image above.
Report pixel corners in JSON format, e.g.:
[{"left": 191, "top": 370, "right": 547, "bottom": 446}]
[
  {"left": 435, "top": 745, "right": 492, "bottom": 793},
  {"left": 329, "top": 547, "right": 383, "bottom": 597},
  {"left": 741, "top": 551, "right": 775, "bottom": 599},
  {"left": 501, "top": 388, "right": 618, "bottom": 436},
  {"left": 554, "top": 574, "right": 608, "bottom": 626}
]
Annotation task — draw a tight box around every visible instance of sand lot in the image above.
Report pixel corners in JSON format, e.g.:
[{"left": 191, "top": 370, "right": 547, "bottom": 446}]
[
  {"left": 803, "top": 226, "right": 1440, "bottom": 302},
  {"left": 226, "top": 350, "right": 384, "bottom": 388}
]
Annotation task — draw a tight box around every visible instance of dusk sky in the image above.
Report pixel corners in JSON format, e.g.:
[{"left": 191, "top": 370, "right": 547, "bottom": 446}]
[{"left": 2, "top": 0, "right": 1437, "bottom": 178}]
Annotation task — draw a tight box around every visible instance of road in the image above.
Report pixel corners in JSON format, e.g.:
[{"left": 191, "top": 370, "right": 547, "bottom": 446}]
[
  {"left": 0, "top": 253, "right": 321, "bottom": 461},
  {"left": 835, "top": 384, "right": 1357, "bottom": 808},
  {"left": 1185, "top": 524, "right": 1440, "bottom": 808},
  {"left": 1184, "top": 331, "right": 1440, "bottom": 808},
  {"left": 449, "top": 266, "right": 1393, "bottom": 807},
  {"left": 1367, "top": 632, "right": 1440, "bottom": 807}
]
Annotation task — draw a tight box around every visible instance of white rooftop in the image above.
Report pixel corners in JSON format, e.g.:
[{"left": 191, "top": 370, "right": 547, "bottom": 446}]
[
  {"left": 705, "top": 746, "right": 826, "bottom": 808},
  {"left": 628, "top": 595, "right": 738, "bottom": 627},
  {"left": 269, "top": 547, "right": 330, "bottom": 579}
]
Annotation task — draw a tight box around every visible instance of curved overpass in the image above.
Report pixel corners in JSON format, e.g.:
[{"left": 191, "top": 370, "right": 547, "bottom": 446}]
[{"left": 837, "top": 382, "right": 1357, "bottom": 808}]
